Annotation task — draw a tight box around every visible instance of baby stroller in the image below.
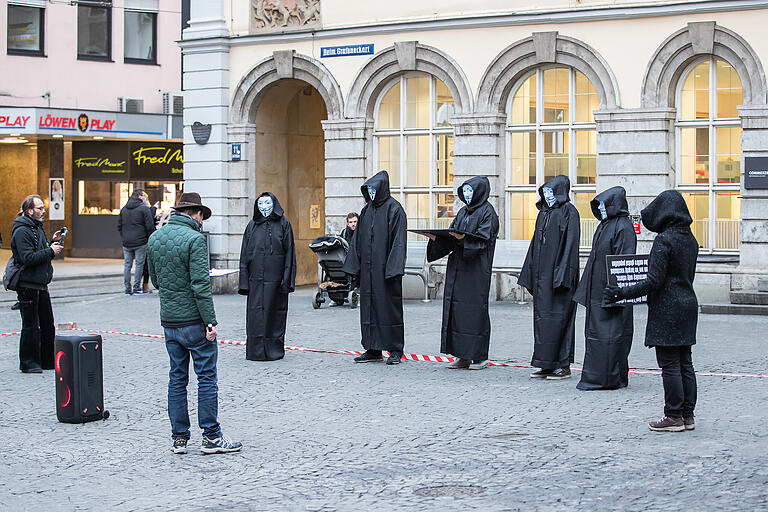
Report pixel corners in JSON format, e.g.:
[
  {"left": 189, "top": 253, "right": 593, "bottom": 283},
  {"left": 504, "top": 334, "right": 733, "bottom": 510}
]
[{"left": 308, "top": 235, "right": 359, "bottom": 309}]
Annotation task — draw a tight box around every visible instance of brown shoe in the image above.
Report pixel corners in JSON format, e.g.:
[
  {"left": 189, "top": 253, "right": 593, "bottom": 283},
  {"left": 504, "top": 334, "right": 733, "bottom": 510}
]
[
  {"left": 683, "top": 416, "right": 695, "bottom": 431},
  {"left": 649, "top": 416, "right": 685, "bottom": 432},
  {"left": 142, "top": 283, "right": 152, "bottom": 293}
]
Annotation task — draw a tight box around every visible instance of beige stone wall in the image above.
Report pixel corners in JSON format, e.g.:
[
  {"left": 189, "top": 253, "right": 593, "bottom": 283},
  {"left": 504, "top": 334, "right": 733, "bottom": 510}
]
[{"left": 0, "top": 145, "right": 38, "bottom": 246}]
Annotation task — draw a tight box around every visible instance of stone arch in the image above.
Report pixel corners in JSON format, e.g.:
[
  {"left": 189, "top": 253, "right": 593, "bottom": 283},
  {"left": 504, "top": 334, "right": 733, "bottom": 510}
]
[
  {"left": 476, "top": 32, "right": 620, "bottom": 114},
  {"left": 345, "top": 41, "right": 473, "bottom": 119},
  {"left": 231, "top": 50, "right": 344, "bottom": 123},
  {"left": 641, "top": 22, "right": 768, "bottom": 108}
]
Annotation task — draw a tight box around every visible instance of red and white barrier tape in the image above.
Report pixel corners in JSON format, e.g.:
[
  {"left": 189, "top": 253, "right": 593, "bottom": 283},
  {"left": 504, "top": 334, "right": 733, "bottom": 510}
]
[{"left": 3, "top": 327, "right": 765, "bottom": 378}]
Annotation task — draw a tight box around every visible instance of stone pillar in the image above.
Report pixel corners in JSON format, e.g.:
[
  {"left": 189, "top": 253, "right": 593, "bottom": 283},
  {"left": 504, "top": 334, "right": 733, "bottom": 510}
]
[
  {"left": 735, "top": 105, "right": 768, "bottom": 289},
  {"left": 595, "top": 108, "right": 676, "bottom": 252},
  {"left": 449, "top": 114, "right": 505, "bottom": 226},
  {"left": 181, "top": 0, "right": 231, "bottom": 292},
  {"left": 321, "top": 118, "right": 372, "bottom": 234}
]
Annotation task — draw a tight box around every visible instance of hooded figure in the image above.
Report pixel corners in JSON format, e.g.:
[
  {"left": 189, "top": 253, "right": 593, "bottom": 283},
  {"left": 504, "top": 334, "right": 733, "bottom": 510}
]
[
  {"left": 238, "top": 192, "right": 296, "bottom": 361},
  {"left": 426, "top": 176, "right": 499, "bottom": 369},
  {"left": 518, "top": 175, "right": 580, "bottom": 380},
  {"left": 343, "top": 171, "right": 407, "bottom": 364},
  {"left": 573, "top": 186, "right": 637, "bottom": 390},
  {"left": 605, "top": 190, "right": 699, "bottom": 431}
]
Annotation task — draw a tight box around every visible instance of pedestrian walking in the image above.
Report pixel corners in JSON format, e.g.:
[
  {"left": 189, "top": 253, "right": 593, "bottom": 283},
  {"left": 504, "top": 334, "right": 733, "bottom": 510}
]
[
  {"left": 140, "top": 197, "right": 159, "bottom": 294},
  {"left": 147, "top": 192, "right": 241, "bottom": 454},
  {"left": 518, "top": 174, "right": 580, "bottom": 380},
  {"left": 573, "top": 186, "right": 637, "bottom": 390},
  {"left": 238, "top": 192, "right": 296, "bottom": 361},
  {"left": 118, "top": 189, "right": 155, "bottom": 295},
  {"left": 343, "top": 170, "right": 407, "bottom": 365},
  {"left": 11, "top": 194, "right": 64, "bottom": 373},
  {"left": 426, "top": 176, "right": 499, "bottom": 370},
  {"left": 339, "top": 212, "right": 358, "bottom": 245},
  {"left": 605, "top": 190, "right": 699, "bottom": 432}
]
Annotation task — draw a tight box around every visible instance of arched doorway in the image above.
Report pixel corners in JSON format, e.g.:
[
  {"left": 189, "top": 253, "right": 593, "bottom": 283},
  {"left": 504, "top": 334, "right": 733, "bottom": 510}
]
[{"left": 252, "top": 79, "right": 327, "bottom": 285}]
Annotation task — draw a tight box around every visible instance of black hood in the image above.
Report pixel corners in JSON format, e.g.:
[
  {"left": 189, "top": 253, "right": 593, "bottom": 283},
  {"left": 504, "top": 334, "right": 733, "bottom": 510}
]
[
  {"left": 590, "top": 186, "right": 629, "bottom": 221},
  {"left": 536, "top": 174, "right": 571, "bottom": 210},
  {"left": 361, "top": 170, "right": 392, "bottom": 206},
  {"left": 125, "top": 196, "right": 144, "bottom": 209},
  {"left": 12, "top": 214, "right": 41, "bottom": 235},
  {"left": 253, "top": 191, "right": 285, "bottom": 223},
  {"left": 640, "top": 190, "right": 693, "bottom": 233},
  {"left": 458, "top": 176, "right": 490, "bottom": 212}
]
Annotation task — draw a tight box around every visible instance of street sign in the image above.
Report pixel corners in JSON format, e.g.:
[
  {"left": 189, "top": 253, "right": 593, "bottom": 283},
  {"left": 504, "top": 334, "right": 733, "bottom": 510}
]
[
  {"left": 231, "top": 143, "right": 242, "bottom": 161},
  {"left": 320, "top": 44, "right": 373, "bottom": 58}
]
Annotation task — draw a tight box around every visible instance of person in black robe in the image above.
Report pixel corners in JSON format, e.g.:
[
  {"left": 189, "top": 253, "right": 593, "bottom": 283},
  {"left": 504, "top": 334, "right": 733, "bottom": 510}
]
[
  {"left": 573, "top": 186, "right": 637, "bottom": 390},
  {"left": 605, "top": 190, "right": 699, "bottom": 432},
  {"left": 238, "top": 192, "right": 296, "bottom": 361},
  {"left": 518, "top": 174, "right": 580, "bottom": 380},
  {"left": 343, "top": 170, "right": 407, "bottom": 365},
  {"left": 426, "top": 176, "right": 499, "bottom": 370}
]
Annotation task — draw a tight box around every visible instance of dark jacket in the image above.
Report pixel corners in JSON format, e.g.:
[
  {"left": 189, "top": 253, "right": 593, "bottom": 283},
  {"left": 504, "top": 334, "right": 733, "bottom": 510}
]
[
  {"left": 573, "top": 186, "right": 637, "bottom": 390},
  {"left": 10, "top": 215, "right": 55, "bottom": 290},
  {"left": 340, "top": 226, "right": 355, "bottom": 245},
  {"left": 427, "top": 176, "right": 499, "bottom": 361},
  {"left": 147, "top": 212, "right": 217, "bottom": 327},
  {"left": 517, "top": 175, "right": 580, "bottom": 369},
  {"left": 238, "top": 192, "right": 296, "bottom": 361},
  {"left": 343, "top": 170, "right": 407, "bottom": 353},
  {"left": 118, "top": 196, "right": 155, "bottom": 248},
  {"left": 615, "top": 190, "right": 699, "bottom": 347}
]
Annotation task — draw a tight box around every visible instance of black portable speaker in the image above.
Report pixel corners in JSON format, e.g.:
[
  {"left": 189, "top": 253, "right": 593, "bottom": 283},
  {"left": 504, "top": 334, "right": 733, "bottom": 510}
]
[{"left": 54, "top": 334, "right": 106, "bottom": 423}]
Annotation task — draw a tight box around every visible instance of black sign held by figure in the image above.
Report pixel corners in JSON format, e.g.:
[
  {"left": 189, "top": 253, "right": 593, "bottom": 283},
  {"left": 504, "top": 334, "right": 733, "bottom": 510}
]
[
  {"left": 606, "top": 254, "right": 649, "bottom": 305},
  {"left": 744, "top": 157, "right": 768, "bottom": 189}
]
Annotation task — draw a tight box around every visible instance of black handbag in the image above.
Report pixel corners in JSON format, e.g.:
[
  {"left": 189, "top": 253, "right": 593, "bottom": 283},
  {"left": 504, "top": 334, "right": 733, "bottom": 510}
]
[{"left": 3, "top": 256, "right": 24, "bottom": 291}]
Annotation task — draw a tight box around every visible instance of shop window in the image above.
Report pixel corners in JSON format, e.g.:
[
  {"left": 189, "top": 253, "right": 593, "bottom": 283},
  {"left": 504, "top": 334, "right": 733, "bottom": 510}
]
[
  {"left": 7, "top": 4, "right": 44, "bottom": 56},
  {"left": 375, "top": 74, "right": 455, "bottom": 235},
  {"left": 78, "top": 181, "right": 130, "bottom": 215},
  {"left": 77, "top": 5, "right": 111, "bottom": 61},
  {"left": 130, "top": 181, "right": 183, "bottom": 218},
  {"left": 676, "top": 58, "right": 742, "bottom": 252},
  {"left": 124, "top": 10, "right": 156, "bottom": 64},
  {"left": 506, "top": 67, "right": 598, "bottom": 245}
]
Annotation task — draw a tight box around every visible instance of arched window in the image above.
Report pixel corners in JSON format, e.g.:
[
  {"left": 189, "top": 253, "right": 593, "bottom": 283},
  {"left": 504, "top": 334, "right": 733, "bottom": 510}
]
[
  {"left": 506, "top": 67, "right": 598, "bottom": 246},
  {"left": 676, "top": 58, "right": 742, "bottom": 252},
  {"left": 375, "top": 74, "right": 455, "bottom": 232}
]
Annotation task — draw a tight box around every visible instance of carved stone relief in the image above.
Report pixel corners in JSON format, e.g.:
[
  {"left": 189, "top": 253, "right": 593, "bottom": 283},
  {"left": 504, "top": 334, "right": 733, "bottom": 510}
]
[{"left": 250, "top": 0, "right": 321, "bottom": 32}]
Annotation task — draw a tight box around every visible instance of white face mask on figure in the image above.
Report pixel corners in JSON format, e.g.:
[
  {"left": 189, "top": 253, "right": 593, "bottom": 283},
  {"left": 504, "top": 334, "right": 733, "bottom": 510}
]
[
  {"left": 367, "top": 186, "right": 376, "bottom": 202},
  {"left": 462, "top": 184, "right": 474, "bottom": 205},
  {"left": 257, "top": 196, "right": 274, "bottom": 217},
  {"left": 543, "top": 187, "right": 556, "bottom": 207},
  {"left": 598, "top": 200, "right": 607, "bottom": 220}
]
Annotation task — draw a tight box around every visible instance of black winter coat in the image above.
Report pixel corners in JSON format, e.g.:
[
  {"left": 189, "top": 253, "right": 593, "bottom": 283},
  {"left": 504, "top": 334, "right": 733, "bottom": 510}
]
[
  {"left": 573, "top": 187, "right": 637, "bottom": 390},
  {"left": 10, "top": 215, "right": 55, "bottom": 290},
  {"left": 343, "top": 171, "right": 407, "bottom": 353},
  {"left": 117, "top": 196, "right": 155, "bottom": 248},
  {"left": 518, "top": 175, "right": 580, "bottom": 369},
  {"left": 615, "top": 190, "right": 699, "bottom": 347},
  {"left": 238, "top": 192, "right": 297, "bottom": 361},
  {"left": 427, "top": 176, "right": 499, "bottom": 361}
]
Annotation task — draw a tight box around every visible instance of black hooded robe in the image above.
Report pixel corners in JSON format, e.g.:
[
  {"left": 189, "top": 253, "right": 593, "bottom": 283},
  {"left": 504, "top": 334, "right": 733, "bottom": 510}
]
[
  {"left": 518, "top": 175, "right": 580, "bottom": 370},
  {"left": 239, "top": 192, "right": 297, "bottom": 361},
  {"left": 343, "top": 171, "right": 407, "bottom": 354},
  {"left": 573, "top": 186, "right": 637, "bottom": 390},
  {"left": 427, "top": 176, "right": 499, "bottom": 361}
]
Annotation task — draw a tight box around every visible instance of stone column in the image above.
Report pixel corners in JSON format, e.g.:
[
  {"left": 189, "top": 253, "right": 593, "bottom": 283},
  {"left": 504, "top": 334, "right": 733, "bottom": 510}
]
[
  {"left": 321, "top": 118, "right": 372, "bottom": 234},
  {"left": 735, "top": 105, "right": 768, "bottom": 289},
  {"left": 595, "top": 108, "right": 676, "bottom": 252}
]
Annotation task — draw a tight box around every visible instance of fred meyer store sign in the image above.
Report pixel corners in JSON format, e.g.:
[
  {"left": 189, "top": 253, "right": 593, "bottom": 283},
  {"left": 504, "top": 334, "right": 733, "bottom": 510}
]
[
  {"left": 74, "top": 141, "right": 183, "bottom": 179},
  {"left": 0, "top": 107, "right": 168, "bottom": 139}
]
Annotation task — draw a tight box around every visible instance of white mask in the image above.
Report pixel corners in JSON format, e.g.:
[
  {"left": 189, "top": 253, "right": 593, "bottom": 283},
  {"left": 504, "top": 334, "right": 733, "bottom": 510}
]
[
  {"left": 543, "top": 187, "right": 556, "bottom": 207},
  {"left": 367, "top": 186, "right": 376, "bottom": 201},
  {"left": 257, "top": 196, "right": 274, "bottom": 217},
  {"left": 462, "top": 184, "right": 474, "bottom": 205},
  {"left": 598, "top": 201, "right": 607, "bottom": 220}
]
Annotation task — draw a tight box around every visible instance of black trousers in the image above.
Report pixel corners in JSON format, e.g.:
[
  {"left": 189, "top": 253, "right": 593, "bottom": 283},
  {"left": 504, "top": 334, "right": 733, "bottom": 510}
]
[
  {"left": 655, "top": 346, "right": 697, "bottom": 418},
  {"left": 17, "top": 287, "right": 55, "bottom": 371}
]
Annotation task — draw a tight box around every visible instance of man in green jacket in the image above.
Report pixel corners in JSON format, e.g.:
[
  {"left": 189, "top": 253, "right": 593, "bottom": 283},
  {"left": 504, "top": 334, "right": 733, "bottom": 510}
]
[{"left": 147, "top": 192, "right": 241, "bottom": 455}]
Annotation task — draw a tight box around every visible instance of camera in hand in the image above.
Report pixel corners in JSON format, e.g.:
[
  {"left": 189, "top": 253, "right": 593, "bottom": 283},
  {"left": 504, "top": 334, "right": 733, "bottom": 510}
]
[{"left": 56, "top": 227, "right": 68, "bottom": 246}]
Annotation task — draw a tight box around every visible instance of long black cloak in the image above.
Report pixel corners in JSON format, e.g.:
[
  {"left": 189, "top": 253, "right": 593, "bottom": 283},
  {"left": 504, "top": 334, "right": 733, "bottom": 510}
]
[
  {"left": 238, "top": 192, "right": 296, "bottom": 361},
  {"left": 343, "top": 171, "right": 407, "bottom": 354},
  {"left": 573, "top": 186, "right": 637, "bottom": 390},
  {"left": 517, "top": 175, "right": 580, "bottom": 370},
  {"left": 427, "top": 176, "right": 499, "bottom": 361}
]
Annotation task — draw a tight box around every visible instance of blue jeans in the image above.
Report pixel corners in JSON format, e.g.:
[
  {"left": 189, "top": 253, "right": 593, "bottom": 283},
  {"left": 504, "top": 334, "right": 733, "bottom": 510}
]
[
  {"left": 164, "top": 323, "right": 221, "bottom": 440},
  {"left": 123, "top": 245, "right": 147, "bottom": 292}
]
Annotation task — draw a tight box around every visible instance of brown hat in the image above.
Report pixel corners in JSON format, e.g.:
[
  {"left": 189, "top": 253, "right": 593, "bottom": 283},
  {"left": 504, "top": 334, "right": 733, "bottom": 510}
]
[{"left": 171, "top": 192, "right": 212, "bottom": 220}]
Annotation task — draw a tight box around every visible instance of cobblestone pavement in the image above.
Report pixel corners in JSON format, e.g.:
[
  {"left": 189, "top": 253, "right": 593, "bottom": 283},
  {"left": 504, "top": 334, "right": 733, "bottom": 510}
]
[{"left": 1, "top": 280, "right": 766, "bottom": 511}]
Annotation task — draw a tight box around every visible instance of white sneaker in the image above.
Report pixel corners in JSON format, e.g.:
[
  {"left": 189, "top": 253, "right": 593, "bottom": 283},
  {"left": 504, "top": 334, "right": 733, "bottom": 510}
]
[{"left": 469, "top": 360, "right": 489, "bottom": 370}]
